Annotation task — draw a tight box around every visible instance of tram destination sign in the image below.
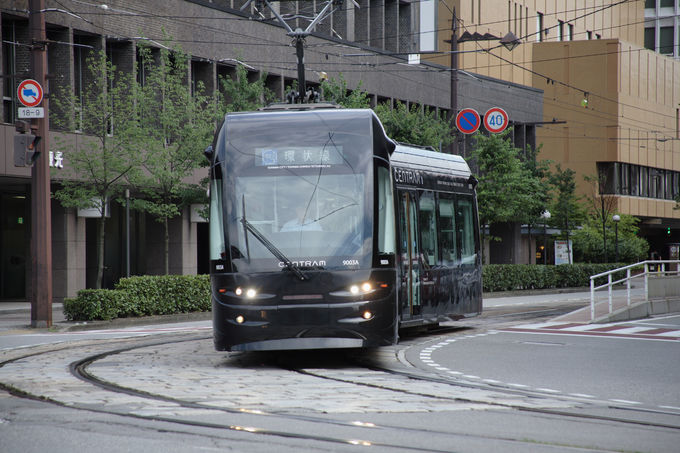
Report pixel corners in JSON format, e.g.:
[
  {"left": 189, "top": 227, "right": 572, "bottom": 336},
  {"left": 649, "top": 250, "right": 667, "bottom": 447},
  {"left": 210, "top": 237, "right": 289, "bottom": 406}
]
[{"left": 256, "top": 146, "right": 344, "bottom": 168}]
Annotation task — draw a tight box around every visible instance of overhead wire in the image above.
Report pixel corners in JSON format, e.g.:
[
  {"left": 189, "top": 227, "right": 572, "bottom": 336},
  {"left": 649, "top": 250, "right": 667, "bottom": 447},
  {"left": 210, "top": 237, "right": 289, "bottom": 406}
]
[{"left": 6, "top": 0, "right": 678, "bottom": 135}]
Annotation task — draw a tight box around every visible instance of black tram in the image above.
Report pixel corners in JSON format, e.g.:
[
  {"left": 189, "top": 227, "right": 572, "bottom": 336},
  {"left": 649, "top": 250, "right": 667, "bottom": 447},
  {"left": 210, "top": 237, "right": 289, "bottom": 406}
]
[{"left": 205, "top": 105, "right": 481, "bottom": 351}]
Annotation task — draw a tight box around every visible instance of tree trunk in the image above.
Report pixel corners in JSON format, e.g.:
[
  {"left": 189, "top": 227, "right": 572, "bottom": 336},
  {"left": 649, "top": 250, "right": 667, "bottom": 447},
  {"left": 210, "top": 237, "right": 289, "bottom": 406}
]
[
  {"left": 96, "top": 215, "right": 106, "bottom": 289},
  {"left": 164, "top": 216, "right": 169, "bottom": 275}
]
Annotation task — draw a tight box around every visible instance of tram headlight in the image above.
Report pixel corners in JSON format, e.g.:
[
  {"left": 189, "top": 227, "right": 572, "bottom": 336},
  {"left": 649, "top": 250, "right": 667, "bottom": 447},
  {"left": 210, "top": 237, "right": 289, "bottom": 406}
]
[
  {"left": 330, "top": 281, "right": 380, "bottom": 298},
  {"left": 234, "top": 287, "right": 257, "bottom": 299},
  {"left": 235, "top": 315, "right": 245, "bottom": 324},
  {"left": 362, "top": 311, "right": 373, "bottom": 320}
]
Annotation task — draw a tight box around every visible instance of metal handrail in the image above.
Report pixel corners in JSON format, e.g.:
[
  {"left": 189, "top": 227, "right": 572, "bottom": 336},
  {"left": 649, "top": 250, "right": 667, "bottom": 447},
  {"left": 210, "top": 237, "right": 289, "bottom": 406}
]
[{"left": 589, "top": 260, "right": 680, "bottom": 321}]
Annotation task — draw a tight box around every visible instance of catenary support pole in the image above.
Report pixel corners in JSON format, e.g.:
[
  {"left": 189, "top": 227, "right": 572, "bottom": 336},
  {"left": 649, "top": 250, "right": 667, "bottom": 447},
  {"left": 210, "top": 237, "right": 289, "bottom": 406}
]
[{"left": 29, "top": 0, "right": 52, "bottom": 327}]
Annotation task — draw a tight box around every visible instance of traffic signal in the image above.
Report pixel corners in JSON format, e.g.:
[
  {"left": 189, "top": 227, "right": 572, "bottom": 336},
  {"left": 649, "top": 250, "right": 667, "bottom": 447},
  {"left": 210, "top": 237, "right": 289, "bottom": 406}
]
[
  {"left": 14, "top": 134, "right": 41, "bottom": 166},
  {"left": 13, "top": 120, "right": 41, "bottom": 167},
  {"left": 667, "top": 227, "right": 671, "bottom": 236}
]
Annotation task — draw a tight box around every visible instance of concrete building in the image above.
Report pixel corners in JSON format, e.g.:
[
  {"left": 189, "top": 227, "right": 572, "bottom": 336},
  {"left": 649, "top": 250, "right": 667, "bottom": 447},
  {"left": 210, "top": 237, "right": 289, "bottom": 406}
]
[
  {"left": 433, "top": 1, "right": 679, "bottom": 263},
  {"left": 0, "top": 0, "right": 543, "bottom": 302}
]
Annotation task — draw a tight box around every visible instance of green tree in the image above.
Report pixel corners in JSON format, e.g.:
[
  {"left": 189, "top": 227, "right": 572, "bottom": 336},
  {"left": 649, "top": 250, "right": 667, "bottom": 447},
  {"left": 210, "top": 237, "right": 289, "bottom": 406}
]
[
  {"left": 320, "top": 73, "right": 371, "bottom": 108},
  {"left": 572, "top": 214, "right": 648, "bottom": 263},
  {"left": 468, "top": 131, "right": 548, "bottom": 263},
  {"left": 51, "top": 50, "right": 143, "bottom": 288},
  {"left": 374, "top": 101, "right": 453, "bottom": 149},
  {"left": 131, "top": 44, "right": 218, "bottom": 275},
  {"left": 548, "top": 164, "right": 586, "bottom": 263},
  {"left": 584, "top": 171, "right": 618, "bottom": 263},
  {"left": 519, "top": 145, "right": 552, "bottom": 263},
  {"left": 218, "top": 63, "right": 274, "bottom": 112}
]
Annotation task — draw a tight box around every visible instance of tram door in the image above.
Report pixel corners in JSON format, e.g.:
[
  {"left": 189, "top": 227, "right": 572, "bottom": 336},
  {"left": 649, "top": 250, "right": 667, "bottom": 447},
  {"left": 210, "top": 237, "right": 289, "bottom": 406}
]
[{"left": 399, "top": 191, "right": 421, "bottom": 318}]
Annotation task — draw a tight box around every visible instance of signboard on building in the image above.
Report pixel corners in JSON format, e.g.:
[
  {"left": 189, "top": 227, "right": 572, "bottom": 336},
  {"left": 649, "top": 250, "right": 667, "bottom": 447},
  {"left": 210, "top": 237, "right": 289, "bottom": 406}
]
[{"left": 555, "top": 240, "right": 573, "bottom": 265}]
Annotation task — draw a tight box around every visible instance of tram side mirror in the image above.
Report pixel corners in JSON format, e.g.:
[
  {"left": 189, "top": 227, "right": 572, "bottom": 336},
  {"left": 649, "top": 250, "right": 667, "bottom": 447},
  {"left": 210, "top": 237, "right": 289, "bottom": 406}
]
[{"left": 204, "top": 145, "right": 214, "bottom": 163}]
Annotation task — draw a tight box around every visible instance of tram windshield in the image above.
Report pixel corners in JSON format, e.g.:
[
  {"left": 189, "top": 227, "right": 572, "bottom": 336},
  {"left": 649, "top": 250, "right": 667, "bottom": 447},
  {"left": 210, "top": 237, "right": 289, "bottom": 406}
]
[{"left": 220, "top": 110, "right": 375, "bottom": 272}]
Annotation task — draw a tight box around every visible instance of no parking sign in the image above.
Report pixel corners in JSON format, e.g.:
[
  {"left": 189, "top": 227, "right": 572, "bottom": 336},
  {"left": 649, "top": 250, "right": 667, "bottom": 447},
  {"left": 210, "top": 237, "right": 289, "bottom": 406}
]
[
  {"left": 17, "top": 79, "right": 44, "bottom": 107},
  {"left": 455, "top": 108, "right": 481, "bottom": 134}
]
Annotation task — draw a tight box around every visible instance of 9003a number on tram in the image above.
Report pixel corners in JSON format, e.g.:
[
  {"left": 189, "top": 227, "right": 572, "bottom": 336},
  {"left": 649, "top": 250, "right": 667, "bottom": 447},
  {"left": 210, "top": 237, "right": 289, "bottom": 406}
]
[{"left": 205, "top": 105, "right": 481, "bottom": 351}]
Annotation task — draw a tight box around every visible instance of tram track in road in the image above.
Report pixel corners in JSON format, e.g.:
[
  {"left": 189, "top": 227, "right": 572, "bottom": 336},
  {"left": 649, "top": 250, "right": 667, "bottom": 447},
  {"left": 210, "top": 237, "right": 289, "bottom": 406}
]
[{"left": 3, "top": 333, "right": 673, "bottom": 452}]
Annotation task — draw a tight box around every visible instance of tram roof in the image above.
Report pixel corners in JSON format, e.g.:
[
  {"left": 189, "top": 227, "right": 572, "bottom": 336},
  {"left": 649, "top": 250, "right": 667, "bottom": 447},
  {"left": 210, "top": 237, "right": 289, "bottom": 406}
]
[{"left": 391, "top": 144, "right": 471, "bottom": 179}]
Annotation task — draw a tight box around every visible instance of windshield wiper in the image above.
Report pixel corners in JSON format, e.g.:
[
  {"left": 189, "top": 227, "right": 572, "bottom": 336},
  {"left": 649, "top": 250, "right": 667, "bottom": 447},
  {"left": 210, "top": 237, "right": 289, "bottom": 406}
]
[{"left": 241, "top": 197, "right": 308, "bottom": 281}]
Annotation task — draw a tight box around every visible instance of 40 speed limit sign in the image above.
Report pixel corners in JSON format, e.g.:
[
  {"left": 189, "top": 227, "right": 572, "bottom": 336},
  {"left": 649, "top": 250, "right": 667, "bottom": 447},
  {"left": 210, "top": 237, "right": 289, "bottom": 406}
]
[{"left": 483, "top": 107, "right": 509, "bottom": 133}]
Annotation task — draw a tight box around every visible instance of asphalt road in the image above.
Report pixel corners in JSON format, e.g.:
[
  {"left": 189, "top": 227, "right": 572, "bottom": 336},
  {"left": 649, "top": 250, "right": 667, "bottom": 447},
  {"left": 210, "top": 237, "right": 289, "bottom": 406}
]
[{"left": 0, "top": 291, "right": 678, "bottom": 453}]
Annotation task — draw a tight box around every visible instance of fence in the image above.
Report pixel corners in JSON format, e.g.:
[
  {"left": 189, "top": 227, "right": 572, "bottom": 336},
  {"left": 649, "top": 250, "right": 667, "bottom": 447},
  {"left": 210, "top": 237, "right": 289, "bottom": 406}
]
[{"left": 589, "top": 260, "right": 680, "bottom": 321}]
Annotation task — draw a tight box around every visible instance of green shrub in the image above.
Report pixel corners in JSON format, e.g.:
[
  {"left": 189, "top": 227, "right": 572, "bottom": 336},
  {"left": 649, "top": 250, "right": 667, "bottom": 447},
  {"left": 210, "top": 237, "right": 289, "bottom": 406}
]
[
  {"left": 62, "top": 274, "right": 211, "bottom": 321},
  {"left": 482, "top": 263, "right": 629, "bottom": 292},
  {"left": 63, "top": 289, "right": 126, "bottom": 321}
]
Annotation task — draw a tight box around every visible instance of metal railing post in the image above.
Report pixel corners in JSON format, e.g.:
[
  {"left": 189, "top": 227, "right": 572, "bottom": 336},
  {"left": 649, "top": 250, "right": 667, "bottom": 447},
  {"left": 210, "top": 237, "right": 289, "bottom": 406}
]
[
  {"left": 626, "top": 268, "right": 631, "bottom": 306},
  {"left": 590, "top": 277, "right": 595, "bottom": 321},
  {"left": 644, "top": 262, "right": 649, "bottom": 302},
  {"left": 608, "top": 273, "right": 613, "bottom": 314}
]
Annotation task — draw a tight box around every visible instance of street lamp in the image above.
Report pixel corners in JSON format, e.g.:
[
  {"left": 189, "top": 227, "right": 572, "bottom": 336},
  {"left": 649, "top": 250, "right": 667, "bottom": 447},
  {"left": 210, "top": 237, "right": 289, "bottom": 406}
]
[
  {"left": 612, "top": 214, "right": 620, "bottom": 262},
  {"left": 541, "top": 210, "right": 551, "bottom": 265}
]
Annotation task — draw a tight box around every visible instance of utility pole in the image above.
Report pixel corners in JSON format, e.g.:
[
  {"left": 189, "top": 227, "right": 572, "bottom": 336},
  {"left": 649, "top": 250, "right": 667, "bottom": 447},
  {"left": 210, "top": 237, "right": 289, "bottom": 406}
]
[
  {"left": 28, "top": 0, "right": 52, "bottom": 327},
  {"left": 449, "top": 8, "right": 458, "bottom": 154}
]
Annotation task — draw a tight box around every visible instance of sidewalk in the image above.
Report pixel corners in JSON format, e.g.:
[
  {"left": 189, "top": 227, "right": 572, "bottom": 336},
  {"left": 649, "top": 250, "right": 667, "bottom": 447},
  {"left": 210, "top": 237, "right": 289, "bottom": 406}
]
[{"left": 0, "top": 302, "right": 211, "bottom": 332}]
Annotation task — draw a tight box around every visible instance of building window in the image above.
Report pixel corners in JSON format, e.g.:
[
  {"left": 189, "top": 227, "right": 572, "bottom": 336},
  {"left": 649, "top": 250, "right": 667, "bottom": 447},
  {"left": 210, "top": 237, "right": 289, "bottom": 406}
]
[
  {"left": 644, "top": 27, "right": 655, "bottom": 50},
  {"left": 558, "top": 20, "right": 564, "bottom": 41},
  {"left": 659, "top": 26, "right": 674, "bottom": 54},
  {"left": 537, "top": 12, "right": 543, "bottom": 42},
  {"left": 568, "top": 23, "right": 574, "bottom": 41},
  {"left": 660, "top": 0, "right": 674, "bottom": 8},
  {"left": 644, "top": 0, "right": 655, "bottom": 8},
  {"left": 73, "top": 36, "right": 88, "bottom": 133},
  {"left": 419, "top": 0, "right": 437, "bottom": 52},
  {"left": 587, "top": 30, "right": 592, "bottom": 40},
  {"left": 2, "top": 20, "right": 18, "bottom": 124}
]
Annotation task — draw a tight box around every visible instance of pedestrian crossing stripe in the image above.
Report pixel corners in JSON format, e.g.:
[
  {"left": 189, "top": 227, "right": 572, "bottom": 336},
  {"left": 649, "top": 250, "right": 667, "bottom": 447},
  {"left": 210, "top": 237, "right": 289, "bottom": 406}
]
[{"left": 501, "top": 321, "right": 680, "bottom": 341}]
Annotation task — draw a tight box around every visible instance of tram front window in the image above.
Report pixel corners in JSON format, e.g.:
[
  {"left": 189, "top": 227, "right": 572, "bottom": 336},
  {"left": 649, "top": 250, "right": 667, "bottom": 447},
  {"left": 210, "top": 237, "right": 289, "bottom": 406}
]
[
  {"left": 222, "top": 110, "right": 375, "bottom": 272},
  {"left": 233, "top": 173, "right": 368, "bottom": 270}
]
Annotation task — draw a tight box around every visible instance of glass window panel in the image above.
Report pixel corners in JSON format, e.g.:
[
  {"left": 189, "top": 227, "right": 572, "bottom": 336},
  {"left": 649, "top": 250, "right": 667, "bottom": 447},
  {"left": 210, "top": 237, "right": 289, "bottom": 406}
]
[
  {"left": 377, "top": 166, "right": 396, "bottom": 254},
  {"left": 418, "top": 192, "right": 438, "bottom": 266},
  {"left": 456, "top": 195, "right": 477, "bottom": 265},
  {"left": 660, "top": 26, "right": 673, "bottom": 54},
  {"left": 644, "top": 28, "right": 655, "bottom": 50},
  {"left": 438, "top": 194, "right": 457, "bottom": 264},
  {"left": 631, "top": 165, "right": 640, "bottom": 196},
  {"left": 209, "top": 178, "right": 225, "bottom": 260}
]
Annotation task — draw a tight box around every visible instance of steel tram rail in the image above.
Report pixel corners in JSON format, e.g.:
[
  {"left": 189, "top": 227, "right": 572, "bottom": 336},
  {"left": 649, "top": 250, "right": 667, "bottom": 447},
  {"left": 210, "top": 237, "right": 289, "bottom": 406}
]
[{"left": 3, "top": 334, "right": 678, "bottom": 449}]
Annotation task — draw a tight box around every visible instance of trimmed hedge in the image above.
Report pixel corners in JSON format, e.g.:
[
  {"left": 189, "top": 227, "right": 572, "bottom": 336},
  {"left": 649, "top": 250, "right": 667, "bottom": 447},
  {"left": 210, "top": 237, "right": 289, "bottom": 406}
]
[
  {"left": 482, "top": 263, "right": 631, "bottom": 292},
  {"left": 64, "top": 265, "right": 633, "bottom": 320},
  {"left": 63, "top": 274, "right": 211, "bottom": 321}
]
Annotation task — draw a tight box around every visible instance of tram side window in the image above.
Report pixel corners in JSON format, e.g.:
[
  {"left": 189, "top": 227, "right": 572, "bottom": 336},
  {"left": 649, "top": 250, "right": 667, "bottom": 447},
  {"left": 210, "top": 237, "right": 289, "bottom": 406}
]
[
  {"left": 456, "top": 195, "right": 477, "bottom": 265},
  {"left": 438, "top": 194, "right": 457, "bottom": 265},
  {"left": 209, "top": 177, "right": 225, "bottom": 260},
  {"left": 418, "top": 191, "right": 438, "bottom": 266},
  {"left": 377, "top": 166, "right": 396, "bottom": 254}
]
